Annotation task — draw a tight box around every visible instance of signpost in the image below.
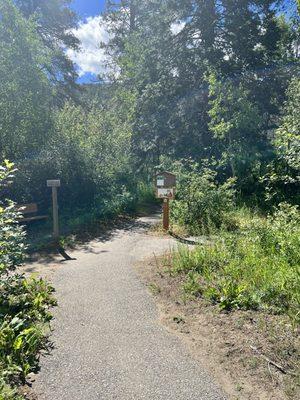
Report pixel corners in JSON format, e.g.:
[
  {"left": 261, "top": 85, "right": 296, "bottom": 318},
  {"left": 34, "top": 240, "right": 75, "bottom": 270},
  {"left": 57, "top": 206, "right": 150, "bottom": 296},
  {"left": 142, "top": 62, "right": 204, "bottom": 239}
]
[
  {"left": 155, "top": 172, "right": 176, "bottom": 231},
  {"left": 47, "top": 179, "right": 61, "bottom": 240}
]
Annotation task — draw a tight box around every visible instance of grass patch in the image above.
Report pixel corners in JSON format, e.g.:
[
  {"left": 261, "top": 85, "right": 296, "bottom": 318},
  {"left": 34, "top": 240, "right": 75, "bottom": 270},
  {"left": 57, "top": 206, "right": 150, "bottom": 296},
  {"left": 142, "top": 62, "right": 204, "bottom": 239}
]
[
  {"left": 169, "top": 203, "right": 300, "bottom": 326},
  {"left": 148, "top": 282, "right": 161, "bottom": 295}
]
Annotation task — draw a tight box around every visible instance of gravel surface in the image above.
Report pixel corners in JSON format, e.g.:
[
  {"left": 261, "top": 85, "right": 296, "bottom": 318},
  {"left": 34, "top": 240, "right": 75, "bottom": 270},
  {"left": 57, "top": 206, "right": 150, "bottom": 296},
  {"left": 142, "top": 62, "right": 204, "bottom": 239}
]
[{"left": 33, "top": 216, "right": 227, "bottom": 400}]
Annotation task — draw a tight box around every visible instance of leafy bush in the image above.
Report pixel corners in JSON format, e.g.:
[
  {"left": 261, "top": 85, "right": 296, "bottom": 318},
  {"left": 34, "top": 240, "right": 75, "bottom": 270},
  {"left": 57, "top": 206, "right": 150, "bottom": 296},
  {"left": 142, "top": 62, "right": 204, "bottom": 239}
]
[
  {"left": 262, "top": 78, "right": 300, "bottom": 207},
  {"left": 0, "top": 377, "right": 23, "bottom": 400},
  {"left": 0, "top": 162, "right": 26, "bottom": 274},
  {"left": 172, "top": 203, "right": 300, "bottom": 325},
  {"left": 10, "top": 93, "right": 136, "bottom": 214},
  {"left": 0, "top": 161, "right": 56, "bottom": 399},
  {"left": 170, "top": 165, "right": 236, "bottom": 234},
  {"left": 136, "top": 182, "right": 156, "bottom": 205}
]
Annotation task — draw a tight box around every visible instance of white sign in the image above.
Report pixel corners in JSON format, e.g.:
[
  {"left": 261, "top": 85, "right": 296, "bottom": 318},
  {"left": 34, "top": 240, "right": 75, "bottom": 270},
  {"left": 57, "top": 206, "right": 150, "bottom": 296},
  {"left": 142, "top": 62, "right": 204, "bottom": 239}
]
[
  {"left": 157, "top": 188, "right": 174, "bottom": 199},
  {"left": 157, "top": 179, "right": 165, "bottom": 186},
  {"left": 47, "top": 179, "right": 61, "bottom": 187}
]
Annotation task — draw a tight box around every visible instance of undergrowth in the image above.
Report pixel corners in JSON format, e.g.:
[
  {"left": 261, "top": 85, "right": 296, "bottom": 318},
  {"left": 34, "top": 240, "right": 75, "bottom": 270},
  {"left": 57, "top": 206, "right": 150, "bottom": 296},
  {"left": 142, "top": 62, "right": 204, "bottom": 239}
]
[
  {"left": 0, "top": 161, "right": 56, "bottom": 399},
  {"left": 170, "top": 167, "right": 236, "bottom": 234},
  {"left": 169, "top": 202, "right": 300, "bottom": 326}
]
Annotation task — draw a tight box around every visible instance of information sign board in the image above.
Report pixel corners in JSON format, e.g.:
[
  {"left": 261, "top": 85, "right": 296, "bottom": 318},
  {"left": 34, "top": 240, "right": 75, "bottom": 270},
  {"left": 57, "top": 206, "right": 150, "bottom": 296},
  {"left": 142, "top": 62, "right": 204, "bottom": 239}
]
[{"left": 47, "top": 180, "right": 61, "bottom": 187}]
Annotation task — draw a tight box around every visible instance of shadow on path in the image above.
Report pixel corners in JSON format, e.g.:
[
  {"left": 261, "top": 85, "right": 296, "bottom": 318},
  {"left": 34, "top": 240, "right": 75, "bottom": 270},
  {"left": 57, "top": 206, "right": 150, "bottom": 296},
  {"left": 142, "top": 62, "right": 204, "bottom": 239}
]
[{"left": 26, "top": 214, "right": 161, "bottom": 265}]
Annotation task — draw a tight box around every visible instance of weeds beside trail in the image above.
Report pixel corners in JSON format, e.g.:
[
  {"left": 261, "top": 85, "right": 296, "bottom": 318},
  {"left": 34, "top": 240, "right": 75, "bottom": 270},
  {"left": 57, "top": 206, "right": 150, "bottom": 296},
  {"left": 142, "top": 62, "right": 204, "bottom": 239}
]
[
  {"left": 0, "top": 162, "right": 56, "bottom": 400},
  {"left": 170, "top": 203, "right": 300, "bottom": 325},
  {"left": 160, "top": 201, "right": 300, "bottom": 397},
  {"left": 169, "top": 168, "right": 300, "bottom": 325},
  {"left": 141, "top": 202, "right": 300, "bottom": 398}
]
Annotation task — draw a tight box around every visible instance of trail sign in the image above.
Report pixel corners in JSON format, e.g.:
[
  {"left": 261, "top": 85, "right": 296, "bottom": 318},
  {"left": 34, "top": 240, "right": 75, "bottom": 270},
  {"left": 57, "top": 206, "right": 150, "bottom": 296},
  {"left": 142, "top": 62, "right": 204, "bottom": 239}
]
[
  {"left": 154, "top": 171, "right": 176, "bottom": 230},
  {"left": 156, "top": 176, "right": 165, "bottom": 187},
  {"left": 157, "top": 188, "right": 174, "bottom": 199},
  {"left": 155, "top": 171, "right": 176, "bottom": 188},
  {"left": 47, "top": 180, "right": 61, "bottom": 187},
  {"left": 155, "top": 171, "right": 176, "bottom": 199}
]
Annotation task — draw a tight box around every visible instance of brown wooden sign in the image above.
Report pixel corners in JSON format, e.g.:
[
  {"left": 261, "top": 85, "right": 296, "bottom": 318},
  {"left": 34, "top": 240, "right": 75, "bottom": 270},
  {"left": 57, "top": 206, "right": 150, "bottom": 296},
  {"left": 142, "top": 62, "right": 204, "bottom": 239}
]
[
  {"left": 155, "top": 171, "right": 176, "bottom": 199},
  {"left": 154, "top": 171, "right": 176, "bottom": 231},
  {"left": 155, "top": 171, "right": 176, "bottom": 188}
]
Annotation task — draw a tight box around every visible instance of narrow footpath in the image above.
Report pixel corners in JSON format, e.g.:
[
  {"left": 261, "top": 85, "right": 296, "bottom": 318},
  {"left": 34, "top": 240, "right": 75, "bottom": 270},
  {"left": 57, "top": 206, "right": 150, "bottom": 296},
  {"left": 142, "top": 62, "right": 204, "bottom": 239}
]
[{"left": 32, "top": 216, "right": 227, "bottom": 400}]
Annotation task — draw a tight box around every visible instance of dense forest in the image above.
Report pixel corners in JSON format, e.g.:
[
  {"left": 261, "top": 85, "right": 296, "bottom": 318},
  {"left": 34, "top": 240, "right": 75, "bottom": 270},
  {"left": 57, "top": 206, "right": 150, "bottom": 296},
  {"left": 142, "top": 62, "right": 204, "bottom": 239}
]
[
  {"left": 0, "top": 1, "right": 299, "bottom": 398},
  {"left": 0, "top": 0, "right": 299, "bottom": 215}
]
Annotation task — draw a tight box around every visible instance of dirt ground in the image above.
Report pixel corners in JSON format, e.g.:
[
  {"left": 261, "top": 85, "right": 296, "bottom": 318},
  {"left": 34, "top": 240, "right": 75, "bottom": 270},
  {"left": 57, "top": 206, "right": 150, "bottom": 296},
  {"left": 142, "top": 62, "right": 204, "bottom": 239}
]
[{"left": 135, "top": 255, "right": 300, "bottom": 400}]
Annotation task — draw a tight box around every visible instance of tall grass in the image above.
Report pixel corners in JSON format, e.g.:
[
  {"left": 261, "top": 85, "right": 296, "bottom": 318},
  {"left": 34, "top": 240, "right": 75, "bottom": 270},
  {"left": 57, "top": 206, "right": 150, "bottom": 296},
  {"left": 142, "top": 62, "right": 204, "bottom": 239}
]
[{"left": 171, "top": 203, "right": 300, "bottom": 325}]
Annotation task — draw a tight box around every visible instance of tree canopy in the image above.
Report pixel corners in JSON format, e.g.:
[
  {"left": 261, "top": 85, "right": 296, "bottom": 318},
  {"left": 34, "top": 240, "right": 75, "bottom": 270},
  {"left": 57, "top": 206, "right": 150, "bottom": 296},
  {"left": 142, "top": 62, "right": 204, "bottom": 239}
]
[{"left": 0, "top": 0, "right": 299, "bottom": 210}]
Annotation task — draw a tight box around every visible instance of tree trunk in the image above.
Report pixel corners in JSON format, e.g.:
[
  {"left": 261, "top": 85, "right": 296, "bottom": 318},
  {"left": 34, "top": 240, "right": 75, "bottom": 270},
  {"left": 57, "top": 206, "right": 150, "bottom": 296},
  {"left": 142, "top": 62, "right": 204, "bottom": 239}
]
[{"left": 130, "top": 1, "right": 136, "bottom": 31}]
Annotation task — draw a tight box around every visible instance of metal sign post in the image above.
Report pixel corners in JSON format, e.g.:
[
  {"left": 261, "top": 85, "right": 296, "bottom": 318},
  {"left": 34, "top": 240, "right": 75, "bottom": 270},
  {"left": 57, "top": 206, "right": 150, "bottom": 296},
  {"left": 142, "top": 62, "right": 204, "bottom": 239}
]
[
  {"left": 47, "top": 180, "right": 61, "bottom": 240},
  {"left": 154, "top": 172, "right": 176, "bottom": 231}
]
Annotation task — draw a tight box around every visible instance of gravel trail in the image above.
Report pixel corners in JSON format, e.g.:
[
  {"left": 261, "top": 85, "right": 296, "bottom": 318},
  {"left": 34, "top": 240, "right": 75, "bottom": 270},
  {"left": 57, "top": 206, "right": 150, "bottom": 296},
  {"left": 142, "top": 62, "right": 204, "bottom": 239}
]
[{"left": 33, "top": 216, "right": 227, "bottom": 400}]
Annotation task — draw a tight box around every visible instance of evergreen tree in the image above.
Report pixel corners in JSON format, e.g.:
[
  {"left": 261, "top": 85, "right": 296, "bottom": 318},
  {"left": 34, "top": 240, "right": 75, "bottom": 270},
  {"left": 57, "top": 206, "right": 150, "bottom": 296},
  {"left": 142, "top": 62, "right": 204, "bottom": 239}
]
[
  {"left": 102, "top": 0, "right": 297, "bottom": 182},
  {"left": 14, "top": 0, "right": 80, "bottom": 101}
]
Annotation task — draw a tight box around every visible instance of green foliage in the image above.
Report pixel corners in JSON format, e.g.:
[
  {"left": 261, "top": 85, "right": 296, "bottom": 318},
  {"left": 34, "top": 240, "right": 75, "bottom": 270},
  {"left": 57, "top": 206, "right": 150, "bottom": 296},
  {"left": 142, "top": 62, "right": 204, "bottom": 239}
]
[
  {"left": 1, "top": 0, "right": 298, "bottom": 224},
  {"left": 172, "top": 204, "right": 300, "bottom": 325},
  {"left": 0, "top": 377, "right": 24, "bottom": 400},
  {"left": 276, "top": 77, "right": 300, "bottom": 171},
  {"left": 208, "top": 74, "right": 264, "bottom": 183},
  {"left": 103, "top": 0, "right": 297, "bottom": 184},
  {"left": 0, "top": 0, "right": 54, "bottom": 162},
  {"left": 171, "top": 164, "right": 236, "bottom": 234},
  {"left": 182, "top": 272, "right": 202, "bottom": 298},
  {"left": 0, "top": 160, "right": 25, "bottom": 274},
  {"left": 136, "top": 182, "right": 156, "bottom": 205},
  {"left": 9, "top": 85, "right": 137, "bottom": 216},
  {"left": 14, "top": 0, "right": 80, "bottom": 102},
  {"left": 275, "top": 78, "right": 300, "bottom": 172},
  {"left": 52, "top": 98, "right": 134, "bottom": 208},
  {"left": 263, "top": 77, "right": 300, "bottom": 205},
  {"left": 0, "top": 162, "right": 56, "bottom": 399}
]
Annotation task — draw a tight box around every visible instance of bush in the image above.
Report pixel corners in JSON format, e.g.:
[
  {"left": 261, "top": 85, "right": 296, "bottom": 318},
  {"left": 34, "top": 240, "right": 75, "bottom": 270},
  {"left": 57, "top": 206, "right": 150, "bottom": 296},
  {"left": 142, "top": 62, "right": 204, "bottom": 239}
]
[
  {"left": 10, "top": 97, "right": 135, "bottom": 216},
  {"left": 172, "top": 203, "right": 300, "bottom": 325},
  {"left": 0, "top": 161, "right": 56, "bottom": 399},
  {"left": 170, "top": 166, "right": 236, "bottom": 234},
  {"left": 136, "top": 182, "right": 156, "bottom": 205}
]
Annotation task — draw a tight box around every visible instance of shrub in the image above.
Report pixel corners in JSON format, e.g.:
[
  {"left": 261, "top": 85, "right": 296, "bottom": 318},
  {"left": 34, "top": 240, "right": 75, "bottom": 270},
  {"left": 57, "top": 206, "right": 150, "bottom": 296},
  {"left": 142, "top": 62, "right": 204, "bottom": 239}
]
[
  {"left": 136, "top": 182, "right": 156, "bottom": 205},
  {"left": 170, "top": 166, "right": 236, "bottom": 234},
  {"left": 0, "top": 161, "right": 55, "bottom": 399}
]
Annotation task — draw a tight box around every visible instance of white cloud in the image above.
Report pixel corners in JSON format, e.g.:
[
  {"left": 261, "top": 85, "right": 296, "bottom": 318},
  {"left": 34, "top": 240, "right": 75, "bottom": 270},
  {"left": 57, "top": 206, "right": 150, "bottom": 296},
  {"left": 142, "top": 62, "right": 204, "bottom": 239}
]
[
  {"left": 66, "top": 15, "right": 111, "bottom": 77},
  {"left": 170, "top": 21, "right": 185, "bottom": 36}
]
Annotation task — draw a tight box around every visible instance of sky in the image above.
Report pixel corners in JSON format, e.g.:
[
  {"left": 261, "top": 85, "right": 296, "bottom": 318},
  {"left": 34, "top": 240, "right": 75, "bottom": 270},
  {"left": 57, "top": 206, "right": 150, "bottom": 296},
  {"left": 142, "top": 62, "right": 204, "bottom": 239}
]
[
  {"left": 67, "top": 1, "right": 107, "bottom": 82},
  {"left": 72, "top": 0, "right": 105, "bottom": 18}
]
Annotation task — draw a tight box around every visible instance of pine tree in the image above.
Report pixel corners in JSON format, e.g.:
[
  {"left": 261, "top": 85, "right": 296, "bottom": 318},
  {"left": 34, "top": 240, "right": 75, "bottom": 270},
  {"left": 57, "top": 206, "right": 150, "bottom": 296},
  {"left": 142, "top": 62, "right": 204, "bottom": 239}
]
[{"left": 14, "top": 0, "right": 80, "bottom": 102}]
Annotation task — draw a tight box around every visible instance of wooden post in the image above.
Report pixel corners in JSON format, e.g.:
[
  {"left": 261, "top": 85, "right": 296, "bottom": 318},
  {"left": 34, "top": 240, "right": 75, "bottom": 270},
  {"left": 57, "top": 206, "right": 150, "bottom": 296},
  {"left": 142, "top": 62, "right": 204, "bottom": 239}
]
[
  {"left": 47, "top": 180, "right": 61, "bottom": 241},
  {"left": 52, "top": 186, "right": 59, "bottom": 239},
  {"left": 155, "top": 172, "right": 176, "bottom": 232},
  {"left": 163, "top": 198, "right": 170, "bottom": 231}
]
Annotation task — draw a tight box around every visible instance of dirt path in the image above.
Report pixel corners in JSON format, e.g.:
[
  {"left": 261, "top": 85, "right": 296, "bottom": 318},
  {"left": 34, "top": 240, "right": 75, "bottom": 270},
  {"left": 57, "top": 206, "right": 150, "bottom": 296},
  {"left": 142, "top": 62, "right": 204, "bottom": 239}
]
[{"left": 28, "top": 215, "right": 226, "bottom": 400}]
